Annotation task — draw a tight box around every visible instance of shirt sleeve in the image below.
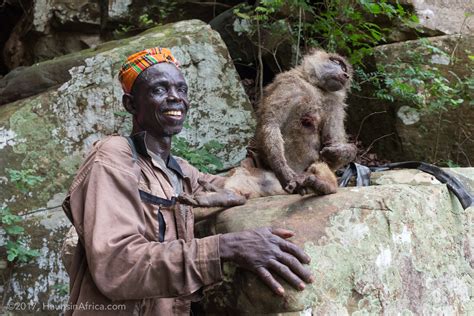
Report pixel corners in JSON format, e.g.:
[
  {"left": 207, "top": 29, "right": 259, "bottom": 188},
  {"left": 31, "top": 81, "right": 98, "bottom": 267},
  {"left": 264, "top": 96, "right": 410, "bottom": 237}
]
[{"left": 69, "top": 159, "right": 222, "bottom": 301}]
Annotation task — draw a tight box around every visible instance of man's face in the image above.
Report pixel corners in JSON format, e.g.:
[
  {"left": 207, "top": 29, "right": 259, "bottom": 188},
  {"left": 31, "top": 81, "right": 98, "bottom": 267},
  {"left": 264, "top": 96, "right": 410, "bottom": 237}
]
[{"left": 129, "top": 63, "right": 189, "bottom": 137}]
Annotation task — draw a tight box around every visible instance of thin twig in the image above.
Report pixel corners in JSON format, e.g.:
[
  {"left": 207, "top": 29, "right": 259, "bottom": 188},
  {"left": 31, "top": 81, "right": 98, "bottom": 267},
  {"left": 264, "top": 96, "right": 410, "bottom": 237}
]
[
  {"left": 449, "top": 14, "right": 470, "bottom": 64},
  {"left": 456, "top": 127, "right": 473, "bottom": 166},
  {"left": 20, "top": 204, "right": 62, "bottom": 217},
  {"left": 295, "top": 6, "right": 302, "bottom": 65},
  {"left": 350, "top": 93, "right": 383, "bottom": 100},
  {"left": 256, "top": 16, "right": 264, "bottom": 102},
  {"left": 457, "top": 147, "right": 471, "bottom": 166},
  {"left": 432, "top": 111, "right": 443, "bottom": 162},
  {"left": 356, "top": 111, "right": 387, "bottom": 141},
  {"left": 186, "top": 1, "right": 231, "bottom": 8},
  {"left": 360, "top": 133, "right": 395, "bottom": 158},
  {"left": 260, "top": 38, "right": 288, "bottom": 73}
]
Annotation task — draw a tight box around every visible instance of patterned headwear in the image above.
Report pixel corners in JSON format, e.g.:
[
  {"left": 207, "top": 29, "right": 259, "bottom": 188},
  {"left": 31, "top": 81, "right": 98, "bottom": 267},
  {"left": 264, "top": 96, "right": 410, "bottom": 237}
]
[{"left": 118, "top": 47, "right": 180, "bottom": 93}]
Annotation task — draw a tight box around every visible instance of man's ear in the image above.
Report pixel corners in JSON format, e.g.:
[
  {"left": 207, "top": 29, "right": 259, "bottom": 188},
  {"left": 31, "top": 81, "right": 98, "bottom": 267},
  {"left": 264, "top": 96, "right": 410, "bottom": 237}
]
[{"left": 122, "top": 93, "right": 136, "bottom": 115}]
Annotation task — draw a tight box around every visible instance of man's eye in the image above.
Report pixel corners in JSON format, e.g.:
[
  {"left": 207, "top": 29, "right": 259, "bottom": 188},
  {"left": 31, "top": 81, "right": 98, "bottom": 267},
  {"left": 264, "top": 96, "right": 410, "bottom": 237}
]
[
  {"left": 153, "top": 87, "right": 166, "bottom": 94},
  {"left": 178, "top": 87, "right": 187, "bottom": 93}
]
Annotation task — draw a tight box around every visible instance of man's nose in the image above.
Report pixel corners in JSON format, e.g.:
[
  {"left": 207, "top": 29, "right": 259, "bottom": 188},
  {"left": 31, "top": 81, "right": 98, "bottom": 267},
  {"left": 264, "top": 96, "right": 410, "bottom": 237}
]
[{"left": 167, "top": 87, "right": 180, "bottom": 100}]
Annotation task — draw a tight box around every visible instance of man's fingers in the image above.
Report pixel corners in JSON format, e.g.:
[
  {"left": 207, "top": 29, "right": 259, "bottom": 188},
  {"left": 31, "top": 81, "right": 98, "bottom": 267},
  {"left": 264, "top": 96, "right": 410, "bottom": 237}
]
[
  {"left": 279, "top": 239, "right": 311, "bottom": 264},
  {"left": 277, "top": 253, "right": 314, "bottom": 284},
  {"left": 271, "top": 228, "right": 295, "bottom": 239},
  {"left": 177, "top": 194, "right": 198, "bottom": 206},
  {"left": 256, "top": 267, "right": 285, "bottom": 296},
  {"left": 268, "top": 259, "right": 305, "bottom": 291}
]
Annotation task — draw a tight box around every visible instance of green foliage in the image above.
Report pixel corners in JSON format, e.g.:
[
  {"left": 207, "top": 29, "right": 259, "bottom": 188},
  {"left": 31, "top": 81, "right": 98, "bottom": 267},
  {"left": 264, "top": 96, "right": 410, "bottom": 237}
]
[
  {"left": 172, "top": 137, "right": 224, "bottom": 174},
  {"left": 2, "top": 168, "right": 43, "bottom": 264},
  {"left": 234, "top": 0, "right": 417, "bottom": 65},
  {"left": 1, "top": 206, "right": 40, "bottom": 263},
  {"left": 6, "top": 168, "right": 44, "bottom": 194},
  {"left": 52, "top": 283, "right": 69, "bottom": 296},
  {"left": 234, "top": 0, "right": 471, "bottom": 114},
  {"left": 113, "top": 13, "right": 158, "bottom": 38},
  {"left": 306, "top": 0, "right": 418, "bottom": 64},
  {"left": 113, "top": 111, "right": 131, "bottom": 117},
  {"left": 360, "top": 41, "right": 472, "bottom": 112},
  {"left": 445, "top": 160, "right": 461, "bottom": 168},
  {"left": 112, "top": 1, "right": 178, "bottom": 38}
]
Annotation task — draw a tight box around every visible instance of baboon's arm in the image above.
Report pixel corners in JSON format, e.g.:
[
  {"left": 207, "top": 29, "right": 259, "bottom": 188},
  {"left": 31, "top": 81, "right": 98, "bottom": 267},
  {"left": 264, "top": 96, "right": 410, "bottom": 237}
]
[
  {"left": 320, "top": 105, "right": 356, "bottom": 170},
  {"left": 256, "top": 87, "right": 305, "bottom": 189},
  {"left": 257, "top": 120, "right": 296, "bottom": 187}
]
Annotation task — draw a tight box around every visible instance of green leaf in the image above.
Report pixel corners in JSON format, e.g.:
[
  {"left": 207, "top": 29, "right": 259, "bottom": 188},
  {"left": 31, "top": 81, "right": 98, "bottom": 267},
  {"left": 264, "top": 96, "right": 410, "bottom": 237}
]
[
  {"left": 410, "top": 14, "right": 420, "bottom": 22},
  {"left": 5, "top": 225, "right": 24, "bottom": 235},
  {"left": 7, "top": 252, "right": 17, "bottom": 261},
  {"left": 113, "top": 111, "right": 130, "bottom": 117},
  {"left": 235, "top": 11, "right": 251, "bottom": 20},
  {"left": 367, "top": 3, "right": 381, "bottom": 14}
]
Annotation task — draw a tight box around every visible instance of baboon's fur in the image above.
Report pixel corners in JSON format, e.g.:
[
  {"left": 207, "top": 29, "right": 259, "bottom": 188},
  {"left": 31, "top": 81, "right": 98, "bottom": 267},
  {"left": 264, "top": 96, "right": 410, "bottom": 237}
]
[{"left": 242, "top": 50, "right": 356, "bottom": 196}]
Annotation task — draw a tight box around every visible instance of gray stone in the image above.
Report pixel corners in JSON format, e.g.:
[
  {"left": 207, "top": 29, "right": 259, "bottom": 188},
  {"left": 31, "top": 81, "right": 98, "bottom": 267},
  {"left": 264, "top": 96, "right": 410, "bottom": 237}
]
[
  {"left": 401, "top": 0, "right": 474, "bottom": 35},
  {"left": 195, "top": 168, "right": 474, "bottom": 314},
  {"left": 107, "top": 0, "right": 133, "bottom": 21},
  {"left": 2, "top": 0, "right": 104, "bottom": 71},
  {"left": 0, "top": 54, "right": 85, "bottom": 105},
  {"left": 0, "top": 19, "right": 253, "bottom": 213},
  {"left": 52, "top": 0, "right": 101, "bottom": 28}
]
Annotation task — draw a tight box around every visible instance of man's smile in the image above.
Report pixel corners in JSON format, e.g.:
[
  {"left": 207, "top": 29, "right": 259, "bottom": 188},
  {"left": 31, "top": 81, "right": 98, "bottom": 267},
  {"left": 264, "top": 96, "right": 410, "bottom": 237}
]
[{"left": 162, "top": 110, "right": 183, "bottom": 119}]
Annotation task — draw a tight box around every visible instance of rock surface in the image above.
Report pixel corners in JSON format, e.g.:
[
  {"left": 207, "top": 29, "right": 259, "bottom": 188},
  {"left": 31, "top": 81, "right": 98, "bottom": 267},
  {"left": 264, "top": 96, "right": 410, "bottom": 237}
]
[
  {"left": 0, "top": 54, "right": 86, "bottom": 105},
  {"left": 3, "top": 0, "right": 104, "bottom": 71},
  {"left": 347, "top": 34, "right": 474, "bottom": 165},
  {"left": 401, "top": 0, "right": 473, "bottom": 35},
  {"left": 0, "top": 19, "right": 253, "bottom": 211},
  {"left": 195, "top": 168, "right": 474, "bottom": 315},
  {"left": 1, "top": 0, "right": 241, "bottom": 72},
  {"left": 2, "top": 167, "right": 473, "bottom": 314}
]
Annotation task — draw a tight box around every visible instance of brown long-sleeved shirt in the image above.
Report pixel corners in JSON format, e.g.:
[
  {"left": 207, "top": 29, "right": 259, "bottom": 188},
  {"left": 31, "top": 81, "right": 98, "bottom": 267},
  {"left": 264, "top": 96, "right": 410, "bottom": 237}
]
[{"left": 62, "top": 133, "right": 224, "bottom": 315}]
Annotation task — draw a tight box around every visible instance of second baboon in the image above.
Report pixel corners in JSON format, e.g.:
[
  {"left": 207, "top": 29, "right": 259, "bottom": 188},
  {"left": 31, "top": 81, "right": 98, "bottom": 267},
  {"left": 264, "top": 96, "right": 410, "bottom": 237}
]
[{"left": 253, "top": 49, "right": 357, "bottom": 195}]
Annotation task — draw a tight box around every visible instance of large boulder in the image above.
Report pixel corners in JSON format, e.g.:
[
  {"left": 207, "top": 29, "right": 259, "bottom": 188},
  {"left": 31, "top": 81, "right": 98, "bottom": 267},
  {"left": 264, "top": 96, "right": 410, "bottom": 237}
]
[
  {"left": 2, "top": 0, "right": 103, "bottom": 71},
  {"left": 0, "top": 18, "right": 253, "bottom": 212},
  {"left": 0, "top": 54, "right": 86, "bottom": 105},
  {"left": 195, "top": 168, "right": 474, "bottom": 314},
  {"left": 1, "top": 0, "right": 242, "bottom": 71},
  {"left": 401, "top": 0, "right": 474, "bottom": 35},
  {"left": 0, "top": 19, "right": 253, "bottom": 314},
  {"left": 347, "top": 34, "right": 474, "bottom": 165}
]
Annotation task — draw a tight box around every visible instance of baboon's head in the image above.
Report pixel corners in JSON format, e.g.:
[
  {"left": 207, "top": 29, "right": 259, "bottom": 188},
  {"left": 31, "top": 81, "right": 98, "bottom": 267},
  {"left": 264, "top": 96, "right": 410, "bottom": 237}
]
[{"left": 301, "top": 49, "right": 353, "bottom": 92}]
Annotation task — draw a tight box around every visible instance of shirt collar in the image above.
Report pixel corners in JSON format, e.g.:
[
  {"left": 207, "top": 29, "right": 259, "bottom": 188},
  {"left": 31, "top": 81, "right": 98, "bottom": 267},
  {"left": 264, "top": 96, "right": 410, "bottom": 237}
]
[{"left": 130, "top": 131, "right": 184, "bottom": 178}]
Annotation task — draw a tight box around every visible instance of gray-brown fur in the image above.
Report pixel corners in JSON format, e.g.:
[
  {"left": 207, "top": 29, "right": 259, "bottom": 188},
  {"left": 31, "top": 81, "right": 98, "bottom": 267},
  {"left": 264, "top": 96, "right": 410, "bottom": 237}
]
[{"left": 254, "top": 49, "right": 357, "bottom": 195}]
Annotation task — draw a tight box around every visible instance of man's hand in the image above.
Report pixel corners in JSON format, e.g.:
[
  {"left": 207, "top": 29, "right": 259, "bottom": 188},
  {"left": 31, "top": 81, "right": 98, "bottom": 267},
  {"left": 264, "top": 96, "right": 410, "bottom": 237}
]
[
  {"left": 219, "top": 227, "right": 314, "bottom": 296},
  {"left": 178, "top": 179, "right": 246, "bottom": 207}
]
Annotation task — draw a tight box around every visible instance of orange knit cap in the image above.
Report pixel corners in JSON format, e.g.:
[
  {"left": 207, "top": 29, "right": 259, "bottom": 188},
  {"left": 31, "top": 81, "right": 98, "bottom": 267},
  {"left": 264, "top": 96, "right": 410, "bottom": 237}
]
[{"left": 118, "top": 47, "right": 180, "bottom": 93}]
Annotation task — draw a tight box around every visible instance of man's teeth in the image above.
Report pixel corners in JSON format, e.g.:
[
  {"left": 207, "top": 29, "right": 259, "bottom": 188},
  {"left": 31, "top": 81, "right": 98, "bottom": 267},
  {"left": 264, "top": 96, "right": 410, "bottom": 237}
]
[{"left": 163, "top": 110, "right": 182, "bottom": 116}]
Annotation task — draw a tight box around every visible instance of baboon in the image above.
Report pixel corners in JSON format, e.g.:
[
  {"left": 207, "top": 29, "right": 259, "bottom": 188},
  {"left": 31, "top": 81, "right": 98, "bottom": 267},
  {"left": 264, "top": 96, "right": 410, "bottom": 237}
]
[
  {"left": 182, "top": 50, "right": 357, "bottom": 205},
  {"left": 252, "top": 49, "right": 357, "bottom": 195}
]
